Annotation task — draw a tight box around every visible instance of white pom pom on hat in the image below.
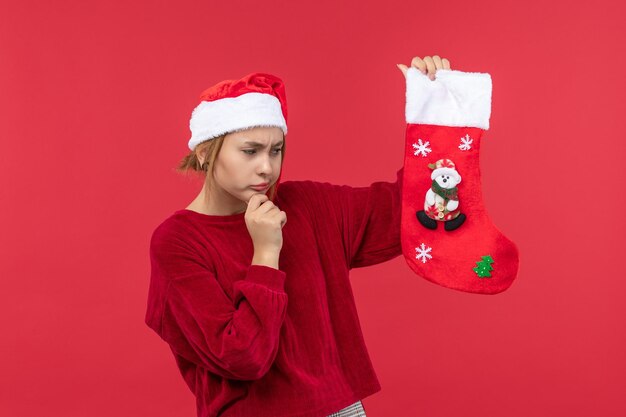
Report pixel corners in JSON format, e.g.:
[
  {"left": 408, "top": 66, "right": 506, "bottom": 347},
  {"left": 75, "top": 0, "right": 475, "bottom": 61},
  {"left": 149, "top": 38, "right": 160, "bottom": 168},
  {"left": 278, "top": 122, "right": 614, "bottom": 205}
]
[{"left": 188, "top": 72, "right": 288, "bottom": 151}]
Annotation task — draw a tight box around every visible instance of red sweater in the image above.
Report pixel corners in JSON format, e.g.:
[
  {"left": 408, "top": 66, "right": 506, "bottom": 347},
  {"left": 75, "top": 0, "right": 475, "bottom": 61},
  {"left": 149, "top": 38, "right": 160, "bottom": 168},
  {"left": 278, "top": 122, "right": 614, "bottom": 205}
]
[{"left": 145, "top": 167, "right": 403, "bottom": 417}]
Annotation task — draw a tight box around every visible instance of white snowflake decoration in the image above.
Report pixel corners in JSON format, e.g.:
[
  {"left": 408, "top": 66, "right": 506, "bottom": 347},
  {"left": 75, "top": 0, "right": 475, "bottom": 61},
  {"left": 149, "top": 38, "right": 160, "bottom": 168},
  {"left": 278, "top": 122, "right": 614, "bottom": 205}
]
[
  {"left": 412, "top": 139, "right": 432, "bottom": 157},
  {"left": 415, "top": 243, "right": 433, "bottom": 264},
  {"left": 458, "top": 134, "right": 473, "bottom": 151}
]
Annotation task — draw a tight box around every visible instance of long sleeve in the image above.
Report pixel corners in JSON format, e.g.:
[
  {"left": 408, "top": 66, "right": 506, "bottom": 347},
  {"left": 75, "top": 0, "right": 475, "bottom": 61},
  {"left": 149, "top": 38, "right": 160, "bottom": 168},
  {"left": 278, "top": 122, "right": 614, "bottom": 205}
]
[
  {"left": 148, "top": 229, "right": 289, "bottom": 381},
  {"left": 300, "top": 167, "right": 404, "bottom": 269}
]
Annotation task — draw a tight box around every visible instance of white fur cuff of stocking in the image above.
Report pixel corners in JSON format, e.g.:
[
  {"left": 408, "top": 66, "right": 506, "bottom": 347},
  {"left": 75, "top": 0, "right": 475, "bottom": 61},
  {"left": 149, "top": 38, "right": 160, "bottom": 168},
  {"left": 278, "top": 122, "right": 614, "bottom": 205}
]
[{"left": 405, "top": 67, "right": 492, "bottom": 130}]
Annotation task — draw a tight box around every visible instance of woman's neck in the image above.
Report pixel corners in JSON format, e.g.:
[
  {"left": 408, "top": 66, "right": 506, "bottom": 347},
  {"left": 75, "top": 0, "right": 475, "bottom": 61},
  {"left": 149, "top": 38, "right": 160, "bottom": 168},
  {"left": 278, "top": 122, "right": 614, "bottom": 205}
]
[{"left": 186, "top": 185, "right": 247, "bottom": 216}]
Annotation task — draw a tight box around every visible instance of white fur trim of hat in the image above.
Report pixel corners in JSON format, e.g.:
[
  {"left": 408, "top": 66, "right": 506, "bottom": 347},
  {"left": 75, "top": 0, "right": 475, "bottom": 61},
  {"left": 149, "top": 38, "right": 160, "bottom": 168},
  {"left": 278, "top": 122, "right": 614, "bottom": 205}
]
[{"left": 188, "top": 92, "right": 287, "bottom": 151}]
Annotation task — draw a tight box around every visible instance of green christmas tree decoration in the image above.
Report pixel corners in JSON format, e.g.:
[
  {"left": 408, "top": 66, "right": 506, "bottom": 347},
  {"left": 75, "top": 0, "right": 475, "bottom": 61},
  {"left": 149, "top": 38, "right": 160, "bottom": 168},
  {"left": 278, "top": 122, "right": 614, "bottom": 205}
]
[{"left": 473, "top": 255, "right": 495, "bottom": 278}]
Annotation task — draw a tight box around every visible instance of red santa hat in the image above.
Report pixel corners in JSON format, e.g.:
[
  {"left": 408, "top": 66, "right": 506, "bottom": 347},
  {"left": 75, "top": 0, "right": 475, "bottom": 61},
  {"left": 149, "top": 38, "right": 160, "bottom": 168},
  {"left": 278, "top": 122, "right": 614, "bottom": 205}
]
[
  {"left": 428, "top": 158, "right": 461, "bottom": 182},
  {"left": 188, "top": 72, "right": 288, "bottom": 151}
]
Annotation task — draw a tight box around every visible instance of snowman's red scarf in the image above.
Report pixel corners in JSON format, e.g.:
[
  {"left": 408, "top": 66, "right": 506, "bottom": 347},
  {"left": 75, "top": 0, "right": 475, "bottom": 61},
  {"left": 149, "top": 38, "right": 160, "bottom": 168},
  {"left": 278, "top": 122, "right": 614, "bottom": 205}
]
[{"left": 431, "top": 180, "right": 459, "bottom": 201}]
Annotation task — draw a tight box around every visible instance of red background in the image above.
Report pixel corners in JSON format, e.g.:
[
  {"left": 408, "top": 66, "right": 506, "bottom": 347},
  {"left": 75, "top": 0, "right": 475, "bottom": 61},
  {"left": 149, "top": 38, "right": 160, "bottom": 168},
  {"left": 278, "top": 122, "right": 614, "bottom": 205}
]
[{"left": 1, "top": 0, "right": 624, "bottom": 416}]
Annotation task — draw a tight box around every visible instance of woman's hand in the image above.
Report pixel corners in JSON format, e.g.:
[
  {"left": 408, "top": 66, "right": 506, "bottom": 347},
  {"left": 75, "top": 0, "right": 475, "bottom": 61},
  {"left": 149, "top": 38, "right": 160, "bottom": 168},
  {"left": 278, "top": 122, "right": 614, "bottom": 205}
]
[
  {"left": 397, "top": 55, "right": 452, "bottom": 80},
  {"left": 245, "top": 193, "right": 287, "bottom": 256}
]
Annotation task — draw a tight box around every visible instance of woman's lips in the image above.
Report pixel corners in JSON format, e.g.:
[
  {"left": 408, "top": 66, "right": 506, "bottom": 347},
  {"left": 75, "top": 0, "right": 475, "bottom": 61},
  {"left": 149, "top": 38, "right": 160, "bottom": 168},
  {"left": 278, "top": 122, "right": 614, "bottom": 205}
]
[{"left": 250, "top": 184, "right": 269, "bottom": 190}]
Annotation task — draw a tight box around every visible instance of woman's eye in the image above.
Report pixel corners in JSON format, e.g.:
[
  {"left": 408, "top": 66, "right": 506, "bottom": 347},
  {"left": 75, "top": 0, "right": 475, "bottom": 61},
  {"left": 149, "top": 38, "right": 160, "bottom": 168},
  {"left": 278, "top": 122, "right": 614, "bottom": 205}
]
[
  {"left": 243, "top": 148, "right": 283, "bottom": 155},
  {"left": 243, "top": 149, "right": 282, "bottom": 155}
]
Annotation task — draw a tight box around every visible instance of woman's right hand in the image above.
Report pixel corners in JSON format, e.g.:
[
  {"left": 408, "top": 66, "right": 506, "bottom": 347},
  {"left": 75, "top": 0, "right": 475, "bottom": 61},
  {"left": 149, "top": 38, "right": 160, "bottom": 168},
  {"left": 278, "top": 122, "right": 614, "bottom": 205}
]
[{"left": 245, "top": 193, "right": 287, "bottom": 255}]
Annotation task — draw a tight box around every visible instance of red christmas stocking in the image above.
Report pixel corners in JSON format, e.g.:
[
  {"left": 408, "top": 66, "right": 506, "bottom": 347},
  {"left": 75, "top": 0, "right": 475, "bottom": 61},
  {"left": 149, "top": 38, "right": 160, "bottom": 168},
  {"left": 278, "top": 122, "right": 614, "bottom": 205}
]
[{"left": 400, "top": 67, "right": 520, "bottom": 294}]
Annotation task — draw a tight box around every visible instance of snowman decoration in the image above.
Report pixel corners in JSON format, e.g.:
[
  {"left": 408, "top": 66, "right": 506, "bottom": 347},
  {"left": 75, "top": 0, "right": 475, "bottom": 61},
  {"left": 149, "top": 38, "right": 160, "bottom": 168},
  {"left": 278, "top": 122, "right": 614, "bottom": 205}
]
[{"left": 416, "top": 158, "right": 467, "bottom": 231}]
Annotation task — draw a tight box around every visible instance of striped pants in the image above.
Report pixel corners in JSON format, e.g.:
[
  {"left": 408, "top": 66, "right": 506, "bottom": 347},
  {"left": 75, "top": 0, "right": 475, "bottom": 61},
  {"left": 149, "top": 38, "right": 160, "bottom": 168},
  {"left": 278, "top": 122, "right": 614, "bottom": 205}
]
[{"left": 326, "top": 400, "right": 366, "bottom": 417}]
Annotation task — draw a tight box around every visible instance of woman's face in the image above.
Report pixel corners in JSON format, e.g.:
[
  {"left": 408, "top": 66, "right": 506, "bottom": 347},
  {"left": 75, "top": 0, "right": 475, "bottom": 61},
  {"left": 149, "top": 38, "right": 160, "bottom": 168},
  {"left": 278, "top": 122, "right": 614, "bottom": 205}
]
[{"left": 211, "top": 126, "right": 284, "bottom": 206}]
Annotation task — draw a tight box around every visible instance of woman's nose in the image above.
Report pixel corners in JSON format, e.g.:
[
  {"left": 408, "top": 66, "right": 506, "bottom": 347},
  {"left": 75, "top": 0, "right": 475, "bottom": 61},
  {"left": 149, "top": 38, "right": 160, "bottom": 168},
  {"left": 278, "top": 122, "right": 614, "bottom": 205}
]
[{"left": 258, "top": 156, "right": 272, "bottom": 174}]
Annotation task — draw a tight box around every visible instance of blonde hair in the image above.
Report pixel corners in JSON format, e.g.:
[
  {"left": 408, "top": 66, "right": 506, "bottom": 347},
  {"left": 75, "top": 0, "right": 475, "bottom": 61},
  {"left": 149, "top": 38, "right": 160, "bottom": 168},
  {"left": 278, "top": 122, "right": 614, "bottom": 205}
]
[{"left": 176, "top": 133, "right": 286, "bottom": 202}]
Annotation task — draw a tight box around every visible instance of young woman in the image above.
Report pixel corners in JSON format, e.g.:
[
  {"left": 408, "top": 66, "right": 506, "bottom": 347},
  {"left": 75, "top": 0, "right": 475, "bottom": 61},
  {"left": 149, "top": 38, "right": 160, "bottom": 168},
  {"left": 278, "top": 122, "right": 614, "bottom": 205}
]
[{"left": 145, "top": 56, "right": 452, "bottom": 417}]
